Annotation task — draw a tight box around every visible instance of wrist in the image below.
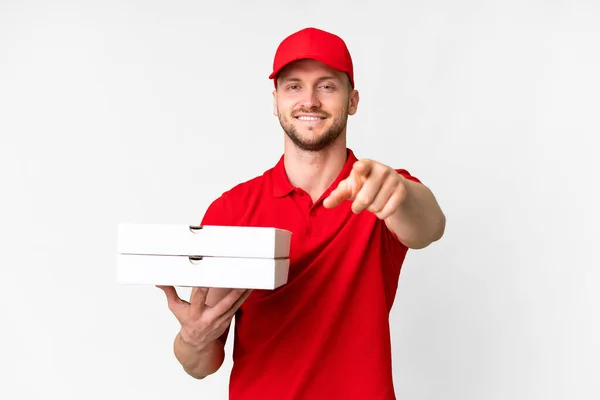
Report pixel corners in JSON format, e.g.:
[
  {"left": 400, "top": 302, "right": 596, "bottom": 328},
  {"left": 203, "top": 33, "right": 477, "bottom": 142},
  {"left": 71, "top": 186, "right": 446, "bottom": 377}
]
[{"left": 178, "top": 331, "right": 211, "bottom": 354}]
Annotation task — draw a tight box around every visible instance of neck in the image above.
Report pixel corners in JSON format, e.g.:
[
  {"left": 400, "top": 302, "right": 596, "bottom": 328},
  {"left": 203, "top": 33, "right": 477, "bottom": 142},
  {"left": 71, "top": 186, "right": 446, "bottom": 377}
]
[{"left": 283, "top": 135, "right": 348, "bottom": 202}]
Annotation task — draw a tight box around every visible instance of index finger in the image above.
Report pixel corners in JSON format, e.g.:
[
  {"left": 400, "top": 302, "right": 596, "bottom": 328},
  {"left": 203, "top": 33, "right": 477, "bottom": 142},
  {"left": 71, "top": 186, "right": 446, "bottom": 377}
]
[
  {"left": 206, "top": 289, "right": 251, "bottom": 320},
  {"left": 323, "top": 179, "right": 351, "bottom": 208},
  {"left": 324, "top": 171, "right": 367, "bottom": 209},
  {"left": 188, "top": 287, "right": 209, "bottom": 318}
]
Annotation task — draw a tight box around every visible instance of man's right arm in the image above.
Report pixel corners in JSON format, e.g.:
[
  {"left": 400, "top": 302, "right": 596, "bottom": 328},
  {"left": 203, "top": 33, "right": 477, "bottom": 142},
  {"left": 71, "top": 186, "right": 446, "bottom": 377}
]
[
  {"left": 157, "top": 286, "right": 252, "bottom": 380},
  {"left": 173, "top": 326, "right": 229, "bottom": 379},
  {"left": 172, "top": 287, "right": 233, "bottom": 379},
  {"left": 167, "top": 195, "right": 242, "bottom": 379}
]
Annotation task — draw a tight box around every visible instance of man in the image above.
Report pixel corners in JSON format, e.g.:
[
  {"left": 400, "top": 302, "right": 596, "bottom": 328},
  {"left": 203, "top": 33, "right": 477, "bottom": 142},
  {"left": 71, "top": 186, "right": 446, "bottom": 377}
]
[{"left": 158, "top": 27, "right": 445, "bottom": 399}]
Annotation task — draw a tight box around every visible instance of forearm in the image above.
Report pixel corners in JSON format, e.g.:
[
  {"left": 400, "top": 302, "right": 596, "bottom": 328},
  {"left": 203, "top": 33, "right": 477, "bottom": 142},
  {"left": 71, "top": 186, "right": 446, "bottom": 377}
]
[
  {"left": 173, "top": 332, "right": 225, "bottom": 379},
  {"left": 385, "top": 179, "right": 445, "bottom": 249}
]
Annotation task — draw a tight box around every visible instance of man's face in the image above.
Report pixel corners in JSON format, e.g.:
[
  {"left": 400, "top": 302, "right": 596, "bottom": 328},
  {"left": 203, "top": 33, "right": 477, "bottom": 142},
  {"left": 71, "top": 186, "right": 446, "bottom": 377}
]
[{"left": 273, "top": 59, "right": 359, "bottom": 152}]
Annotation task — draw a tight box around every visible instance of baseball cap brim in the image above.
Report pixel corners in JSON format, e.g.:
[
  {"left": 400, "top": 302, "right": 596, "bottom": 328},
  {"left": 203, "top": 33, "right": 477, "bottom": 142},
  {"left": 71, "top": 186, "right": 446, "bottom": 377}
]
[{"left": 269, "top": 55, "right": 354, "bottom": 87}]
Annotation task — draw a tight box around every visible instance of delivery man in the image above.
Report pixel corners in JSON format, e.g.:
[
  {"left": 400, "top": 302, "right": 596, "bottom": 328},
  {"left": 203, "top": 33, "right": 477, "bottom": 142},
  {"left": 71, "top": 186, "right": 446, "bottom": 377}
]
[{"left": 157, "top": 27, "right": 446, "bottom": 400}]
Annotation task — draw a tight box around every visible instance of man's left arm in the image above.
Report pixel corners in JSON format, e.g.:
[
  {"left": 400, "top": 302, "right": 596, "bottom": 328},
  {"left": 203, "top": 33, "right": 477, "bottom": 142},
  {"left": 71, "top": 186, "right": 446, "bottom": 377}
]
[
  {"left": 383, "top": 175, "right": 445, "bottom": 249},
  {"left": 323, "top": 159, "right": 446, "bottom": 249}
]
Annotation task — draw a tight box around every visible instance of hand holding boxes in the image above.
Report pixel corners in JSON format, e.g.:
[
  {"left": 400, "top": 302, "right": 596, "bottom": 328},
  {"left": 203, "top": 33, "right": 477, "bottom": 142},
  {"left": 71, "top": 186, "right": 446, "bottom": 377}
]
[{"left": 116, "top": 224, "right": 292, "bottom": 289}]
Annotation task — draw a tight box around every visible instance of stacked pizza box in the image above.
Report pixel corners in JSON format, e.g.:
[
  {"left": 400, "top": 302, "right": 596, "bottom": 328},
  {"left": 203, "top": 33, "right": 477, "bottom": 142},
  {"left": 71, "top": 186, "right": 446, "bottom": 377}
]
[{"left": 116, "top": 224, "right": 292, "bottom": 290}]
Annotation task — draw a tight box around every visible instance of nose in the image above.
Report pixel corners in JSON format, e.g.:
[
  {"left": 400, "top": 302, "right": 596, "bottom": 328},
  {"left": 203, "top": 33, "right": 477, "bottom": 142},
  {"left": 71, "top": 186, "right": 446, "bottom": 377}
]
[{"left": 299, "top": 87, "right": 321, "bottom": 109}]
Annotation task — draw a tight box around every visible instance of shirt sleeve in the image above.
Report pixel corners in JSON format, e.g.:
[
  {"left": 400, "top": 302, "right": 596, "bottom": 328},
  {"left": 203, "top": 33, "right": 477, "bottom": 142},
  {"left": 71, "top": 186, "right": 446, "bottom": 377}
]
[
  {"left": 395, "top": 168, "right": 421, "bottom": 184},
  {"left": 200, "top": 195, "right": 232, "bottom": 227}
]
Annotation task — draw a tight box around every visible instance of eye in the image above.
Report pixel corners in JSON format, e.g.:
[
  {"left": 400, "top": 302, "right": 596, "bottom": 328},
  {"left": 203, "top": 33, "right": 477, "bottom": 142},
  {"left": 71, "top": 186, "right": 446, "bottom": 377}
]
[
  {"left": 318, "top": 84, "right": 335, "bottom": 91},
  {"left": 287, "top": 84, "right": 300, "bottom": 91}
]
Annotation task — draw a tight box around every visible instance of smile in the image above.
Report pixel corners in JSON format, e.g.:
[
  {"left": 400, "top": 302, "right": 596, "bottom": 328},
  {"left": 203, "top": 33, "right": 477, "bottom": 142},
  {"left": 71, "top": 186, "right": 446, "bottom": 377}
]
[{"left": 295, "top": 116, "right": 326, "bottom": 121}]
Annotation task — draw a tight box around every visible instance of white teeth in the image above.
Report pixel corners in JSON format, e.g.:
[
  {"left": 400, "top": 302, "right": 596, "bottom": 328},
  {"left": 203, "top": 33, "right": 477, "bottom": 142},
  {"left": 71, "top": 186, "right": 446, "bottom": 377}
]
[{"left": 297, "top": 116, "right": 322, "bottom": 121}]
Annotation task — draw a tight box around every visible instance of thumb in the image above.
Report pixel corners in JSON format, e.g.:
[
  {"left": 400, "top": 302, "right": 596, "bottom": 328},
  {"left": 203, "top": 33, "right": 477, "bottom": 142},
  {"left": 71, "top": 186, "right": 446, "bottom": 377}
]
[
  {"left": 157, "top": 285, "right": 188, "bottom": 314},
  {"left": 352, "top": 160, "right": 372, "bottom": 179}
]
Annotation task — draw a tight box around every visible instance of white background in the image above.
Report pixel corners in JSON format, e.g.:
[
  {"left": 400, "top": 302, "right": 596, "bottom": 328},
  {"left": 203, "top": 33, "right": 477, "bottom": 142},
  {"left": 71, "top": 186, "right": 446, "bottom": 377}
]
[{"left": 1, "top": 0, "right": 598, "bottom": 399}]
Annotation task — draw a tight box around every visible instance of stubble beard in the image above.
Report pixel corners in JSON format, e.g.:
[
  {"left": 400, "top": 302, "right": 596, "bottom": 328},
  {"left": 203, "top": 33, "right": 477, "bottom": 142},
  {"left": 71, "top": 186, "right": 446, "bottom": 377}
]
[{"left": 278, "top": 105, "right": 349, "bottom": 152}]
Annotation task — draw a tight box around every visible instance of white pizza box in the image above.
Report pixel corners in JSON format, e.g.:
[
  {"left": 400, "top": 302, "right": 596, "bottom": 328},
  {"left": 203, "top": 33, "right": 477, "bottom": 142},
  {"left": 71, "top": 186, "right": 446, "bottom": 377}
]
[
  {"left": 117, "top": 223, "right": 292, "bottom": 259},
  {"left": 117, "top": 254, "right": 290, "bottom": 290}
]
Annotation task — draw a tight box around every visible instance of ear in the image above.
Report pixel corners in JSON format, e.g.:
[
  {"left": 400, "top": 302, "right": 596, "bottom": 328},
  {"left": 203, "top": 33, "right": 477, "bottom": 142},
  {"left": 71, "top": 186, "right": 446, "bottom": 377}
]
[
  {"left": 273, "top": 89, "right": 280, "bottom": 117},
  {"left": 348, "top": 89, "right": 359, "bottom": 116}
]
